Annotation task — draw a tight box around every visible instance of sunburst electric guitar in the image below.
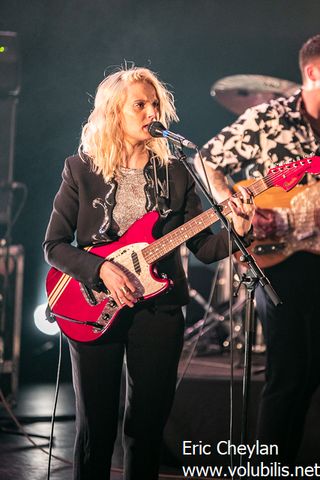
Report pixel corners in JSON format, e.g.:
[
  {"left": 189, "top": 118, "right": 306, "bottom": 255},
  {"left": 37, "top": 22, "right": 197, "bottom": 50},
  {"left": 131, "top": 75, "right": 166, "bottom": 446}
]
[
  {"left": 234, "top": 180, "right": 320, "bottom": 268},
  {"left": 46, "top": 156, "right": 320, "bottom": 343}
]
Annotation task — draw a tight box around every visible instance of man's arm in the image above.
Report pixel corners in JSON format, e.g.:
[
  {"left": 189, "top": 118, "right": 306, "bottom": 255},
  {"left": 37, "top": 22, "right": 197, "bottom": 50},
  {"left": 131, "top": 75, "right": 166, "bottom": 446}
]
[{"left": 194, "top": 106, "right": 265, "bottom": 201}]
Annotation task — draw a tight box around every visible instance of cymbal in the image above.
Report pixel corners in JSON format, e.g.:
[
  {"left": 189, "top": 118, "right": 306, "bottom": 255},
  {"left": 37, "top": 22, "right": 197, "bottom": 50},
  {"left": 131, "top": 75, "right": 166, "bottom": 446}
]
[{"left": 211, "top": 74, "right": 300, "bottom": 115}]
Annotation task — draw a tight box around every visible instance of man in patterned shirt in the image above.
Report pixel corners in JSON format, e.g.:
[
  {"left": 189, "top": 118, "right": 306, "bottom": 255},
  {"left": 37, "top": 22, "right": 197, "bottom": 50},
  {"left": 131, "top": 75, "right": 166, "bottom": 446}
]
[{"left": 195, "top": 34, "right": 320, "bottom": 467}]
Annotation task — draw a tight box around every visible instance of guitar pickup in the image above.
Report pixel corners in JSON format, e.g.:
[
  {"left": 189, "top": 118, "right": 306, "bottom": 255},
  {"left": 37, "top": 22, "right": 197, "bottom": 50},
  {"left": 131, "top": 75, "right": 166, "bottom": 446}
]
[
  {"left": 131, "top": 250, "right": 141, "bottom": 275},
  {"left": 252, "top": 243, "right": 286, "bottom": 255}
]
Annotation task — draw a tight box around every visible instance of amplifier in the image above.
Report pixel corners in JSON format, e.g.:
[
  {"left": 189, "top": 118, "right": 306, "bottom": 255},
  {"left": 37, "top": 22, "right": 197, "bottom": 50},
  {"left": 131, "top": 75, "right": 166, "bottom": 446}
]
[
  {"left": 0, "top": 31, "right": 20, "bottom": 225},
  {"left": 0, "top": 244, "right": 24, "bottom": 403}
]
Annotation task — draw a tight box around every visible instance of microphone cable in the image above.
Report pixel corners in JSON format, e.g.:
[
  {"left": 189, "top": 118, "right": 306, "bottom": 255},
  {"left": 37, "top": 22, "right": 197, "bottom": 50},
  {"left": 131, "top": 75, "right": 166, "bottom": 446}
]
[
  {"left": 176, "top": 263, "right": 221, "bottom": 390},
  {"left": 193, "top": 147, "right": 237, "bottom": 478},
  {"left": 0, "top": 327, "right": 207, "bottom": 479},
  {"left": 171, "top": 145, "right": 219, "bottom": 389},
  {"left": 46, "top": 329, "right": 65, "bottom": 479},
  {"left": 227, "top": 221, "right": 236, "bottom": 480}
]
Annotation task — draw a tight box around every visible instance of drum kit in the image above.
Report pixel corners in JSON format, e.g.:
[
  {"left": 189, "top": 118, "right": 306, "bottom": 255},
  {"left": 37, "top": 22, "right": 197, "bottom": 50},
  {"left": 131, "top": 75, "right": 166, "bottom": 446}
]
[{"left": 185, "top": 74, "right": 300, "bottom": 354}]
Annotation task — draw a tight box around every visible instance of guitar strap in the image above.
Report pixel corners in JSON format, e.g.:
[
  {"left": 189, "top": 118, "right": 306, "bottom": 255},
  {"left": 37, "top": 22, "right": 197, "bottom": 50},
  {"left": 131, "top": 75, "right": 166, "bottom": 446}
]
[{"left": 151, "top": 156, "right": 172, "bottom": 218}]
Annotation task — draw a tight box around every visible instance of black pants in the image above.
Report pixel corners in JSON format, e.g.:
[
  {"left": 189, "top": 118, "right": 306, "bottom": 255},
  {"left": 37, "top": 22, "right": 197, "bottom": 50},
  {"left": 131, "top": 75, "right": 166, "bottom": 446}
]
[
  {"left": 255, "top": 252, "right": 320, "bottom": 465},
  {"left": 68, "top": 302, "right": 184, "bottom": 480}
]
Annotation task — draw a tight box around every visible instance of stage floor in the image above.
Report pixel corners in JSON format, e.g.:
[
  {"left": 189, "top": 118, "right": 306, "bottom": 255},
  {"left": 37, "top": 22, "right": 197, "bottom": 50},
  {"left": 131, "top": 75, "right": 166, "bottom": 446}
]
[{"left": 0, "top": 353, "right": 319, "bottom": 479}]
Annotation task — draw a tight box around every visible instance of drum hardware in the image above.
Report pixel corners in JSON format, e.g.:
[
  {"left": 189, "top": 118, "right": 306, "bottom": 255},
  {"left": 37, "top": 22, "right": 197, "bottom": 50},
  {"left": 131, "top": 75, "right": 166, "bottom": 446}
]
[
  {"left": 183, "top": 257, "right": 251, "bottom": 354},
  {"left": 183, "top": 258, "right": 266, "bottom": 357},
  {"left": 184, "top": 296, "right": 246, "bottom": 355}
]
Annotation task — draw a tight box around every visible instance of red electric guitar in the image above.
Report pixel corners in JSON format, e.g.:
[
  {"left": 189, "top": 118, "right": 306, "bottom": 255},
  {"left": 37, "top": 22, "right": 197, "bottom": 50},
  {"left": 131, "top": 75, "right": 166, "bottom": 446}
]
[{"left": 46, "top": 156, "right": 320, "bottom": 343}]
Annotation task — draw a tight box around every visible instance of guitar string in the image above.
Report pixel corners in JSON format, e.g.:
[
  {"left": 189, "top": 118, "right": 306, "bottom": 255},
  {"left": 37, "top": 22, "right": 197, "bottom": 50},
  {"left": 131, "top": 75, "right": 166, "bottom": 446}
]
[{"left": 96, "top": 161, "right": 318, "bottom": 270}]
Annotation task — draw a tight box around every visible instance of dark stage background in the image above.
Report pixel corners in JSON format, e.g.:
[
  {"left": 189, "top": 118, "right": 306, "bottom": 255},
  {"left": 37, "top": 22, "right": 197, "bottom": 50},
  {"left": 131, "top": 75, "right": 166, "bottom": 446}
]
[{"left": 1, "top": 0, "right": 320, "bottom": 383}]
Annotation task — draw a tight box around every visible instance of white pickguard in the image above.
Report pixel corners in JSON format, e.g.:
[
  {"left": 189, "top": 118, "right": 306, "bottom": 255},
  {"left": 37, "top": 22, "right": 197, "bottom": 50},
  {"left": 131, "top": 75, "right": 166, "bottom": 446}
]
[{"left": 107, "top": 242, "right": 164, "bottom": 297}]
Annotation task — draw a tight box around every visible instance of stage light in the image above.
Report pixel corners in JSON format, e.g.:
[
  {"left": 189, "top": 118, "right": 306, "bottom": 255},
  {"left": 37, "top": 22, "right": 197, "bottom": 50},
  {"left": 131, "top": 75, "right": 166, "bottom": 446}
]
[{"left": 34, "top": 303, "right": 59, "bottom": 335}]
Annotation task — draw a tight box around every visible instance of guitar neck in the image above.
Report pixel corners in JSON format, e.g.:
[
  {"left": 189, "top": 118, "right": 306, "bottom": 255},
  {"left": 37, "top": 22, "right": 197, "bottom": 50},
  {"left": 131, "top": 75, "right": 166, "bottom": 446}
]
[{"left": 142, "top": 176, "right": 271, "bottom": 264}]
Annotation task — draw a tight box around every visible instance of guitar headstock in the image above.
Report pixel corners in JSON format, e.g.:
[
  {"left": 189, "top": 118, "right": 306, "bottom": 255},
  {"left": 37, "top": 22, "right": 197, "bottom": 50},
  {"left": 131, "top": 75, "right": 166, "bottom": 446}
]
[{"left": 267, "top": 156, "right": 320, "bottom": 191}]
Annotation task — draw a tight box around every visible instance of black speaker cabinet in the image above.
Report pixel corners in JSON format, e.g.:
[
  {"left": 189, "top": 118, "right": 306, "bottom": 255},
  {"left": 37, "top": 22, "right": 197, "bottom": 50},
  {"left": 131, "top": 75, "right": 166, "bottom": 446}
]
[
  {"left": 0, "top": 31, "right": 20, "bottom": 96},
  {"left": 0, "top": 32, "right": 20, "bottom": 225}
]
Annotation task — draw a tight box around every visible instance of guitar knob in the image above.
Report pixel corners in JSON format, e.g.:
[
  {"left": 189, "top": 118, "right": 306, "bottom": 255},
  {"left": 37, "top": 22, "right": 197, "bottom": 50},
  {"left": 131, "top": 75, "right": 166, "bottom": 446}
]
[
  {"left": 108, "top": 298, "right": 117, "bottom": 308},
  {"left": 102, "top": 313, "right": 110, "bottom": 321}
]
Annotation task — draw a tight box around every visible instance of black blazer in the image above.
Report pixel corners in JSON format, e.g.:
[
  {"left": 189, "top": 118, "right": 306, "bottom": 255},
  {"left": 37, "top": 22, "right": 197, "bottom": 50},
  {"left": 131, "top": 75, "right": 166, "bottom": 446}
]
[{"left": 43, "top": 155, "right": 246, "bottom": 306}]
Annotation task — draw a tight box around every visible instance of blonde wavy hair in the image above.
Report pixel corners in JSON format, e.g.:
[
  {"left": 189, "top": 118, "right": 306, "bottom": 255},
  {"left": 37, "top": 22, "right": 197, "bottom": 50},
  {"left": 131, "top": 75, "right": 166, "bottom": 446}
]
[{"left": 79, "top": 66, "right": 179, "bottom": 181}]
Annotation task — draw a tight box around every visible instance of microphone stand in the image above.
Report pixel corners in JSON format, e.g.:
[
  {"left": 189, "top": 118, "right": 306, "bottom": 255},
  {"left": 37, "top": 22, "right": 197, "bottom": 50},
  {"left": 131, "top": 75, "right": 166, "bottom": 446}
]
[{"left": 174, "top": 145, "right": 282, "bottom": 449}]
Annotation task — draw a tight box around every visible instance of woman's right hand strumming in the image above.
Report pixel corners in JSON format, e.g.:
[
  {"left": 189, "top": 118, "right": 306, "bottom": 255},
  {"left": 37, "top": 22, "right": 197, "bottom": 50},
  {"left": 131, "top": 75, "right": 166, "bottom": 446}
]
[{"left": 99, "top": 261, "right": 137, "bottom": 308}]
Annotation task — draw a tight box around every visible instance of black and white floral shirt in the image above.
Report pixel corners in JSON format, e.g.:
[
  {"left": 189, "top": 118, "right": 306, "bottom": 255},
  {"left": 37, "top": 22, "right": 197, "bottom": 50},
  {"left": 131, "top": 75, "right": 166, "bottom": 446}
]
[{"left": 198, "top": 90, "right": 320, "bottom": 180}]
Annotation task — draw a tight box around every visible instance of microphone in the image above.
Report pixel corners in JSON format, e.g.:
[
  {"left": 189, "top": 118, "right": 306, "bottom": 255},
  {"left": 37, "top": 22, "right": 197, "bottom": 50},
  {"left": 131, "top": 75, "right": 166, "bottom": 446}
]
[{"left": 148, "top": 121, "right": 197, "bottom": 150}]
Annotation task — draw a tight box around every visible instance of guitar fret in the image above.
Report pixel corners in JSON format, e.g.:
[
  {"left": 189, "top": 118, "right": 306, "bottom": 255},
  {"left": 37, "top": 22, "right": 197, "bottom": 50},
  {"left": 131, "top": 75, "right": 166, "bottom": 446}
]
[
  {"left": 143, "top": 209, "right": 219, "bottom": 264},
  {"left": 144, "top": 182, "right": 257, "bottom": 265},
  {"left": 249, "top": 178, "right": 269, "bottom": 196}
]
